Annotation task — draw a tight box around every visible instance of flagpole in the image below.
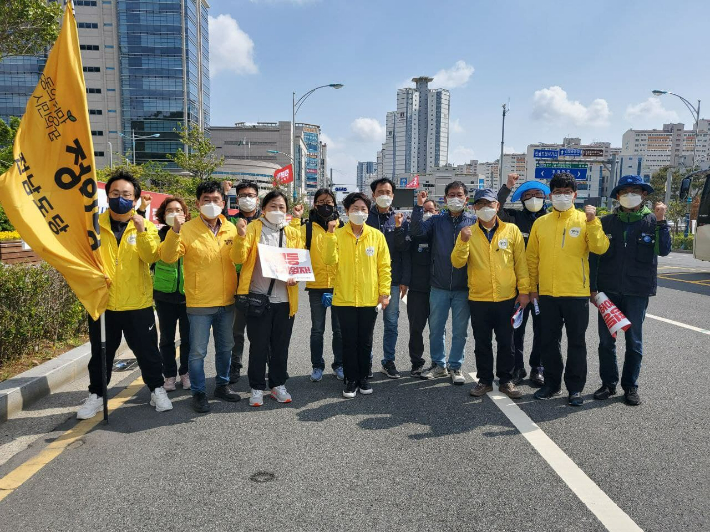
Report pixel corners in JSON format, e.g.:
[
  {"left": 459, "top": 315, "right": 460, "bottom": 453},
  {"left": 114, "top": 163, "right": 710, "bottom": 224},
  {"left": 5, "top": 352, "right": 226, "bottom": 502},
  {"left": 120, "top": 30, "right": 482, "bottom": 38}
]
[{"left": 100, "top": 312, "right": 108, "bottom": 422}]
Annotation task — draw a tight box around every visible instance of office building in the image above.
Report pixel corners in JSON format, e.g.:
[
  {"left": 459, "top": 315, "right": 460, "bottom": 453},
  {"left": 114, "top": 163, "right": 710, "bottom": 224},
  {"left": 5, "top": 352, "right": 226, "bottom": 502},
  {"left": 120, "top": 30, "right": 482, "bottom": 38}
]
[{"left": 357, "top": 161, "right": 377, "bottom": 192}]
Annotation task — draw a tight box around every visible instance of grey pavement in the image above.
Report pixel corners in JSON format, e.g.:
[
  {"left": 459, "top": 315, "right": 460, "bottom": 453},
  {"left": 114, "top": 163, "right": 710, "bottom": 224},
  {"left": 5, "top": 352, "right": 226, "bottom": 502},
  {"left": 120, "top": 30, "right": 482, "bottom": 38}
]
[{"left": 0, "top": 251, "right": 708, "bottom": 531}]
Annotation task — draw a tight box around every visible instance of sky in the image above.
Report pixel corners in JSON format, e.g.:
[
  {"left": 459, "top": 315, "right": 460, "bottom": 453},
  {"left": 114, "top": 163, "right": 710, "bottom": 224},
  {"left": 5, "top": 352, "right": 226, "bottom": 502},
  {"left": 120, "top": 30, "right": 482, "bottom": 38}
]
[{"left": 207, "top": 0, "right": 710, "bottom": 185}]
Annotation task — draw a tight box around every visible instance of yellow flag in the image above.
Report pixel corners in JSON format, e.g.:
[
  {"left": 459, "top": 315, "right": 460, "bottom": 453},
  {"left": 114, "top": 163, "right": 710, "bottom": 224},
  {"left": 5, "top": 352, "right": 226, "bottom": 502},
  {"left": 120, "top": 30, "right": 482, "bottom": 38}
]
[{"left": 0, "top": 3, "right": 108, "bottom": 320}]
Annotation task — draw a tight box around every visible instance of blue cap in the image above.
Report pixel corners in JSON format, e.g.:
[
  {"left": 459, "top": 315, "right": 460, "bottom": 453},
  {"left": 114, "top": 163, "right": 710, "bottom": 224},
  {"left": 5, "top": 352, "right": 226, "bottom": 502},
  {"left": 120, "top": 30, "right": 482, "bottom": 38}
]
[
  {"left": 473, "top": 188, "right": 498, "bottom": 203},
  {"left": 609, "top": 175, "right": 654, "bottom": 198},
  {"left": 511, "top": 181, "right": 551, "bottom": 202}
]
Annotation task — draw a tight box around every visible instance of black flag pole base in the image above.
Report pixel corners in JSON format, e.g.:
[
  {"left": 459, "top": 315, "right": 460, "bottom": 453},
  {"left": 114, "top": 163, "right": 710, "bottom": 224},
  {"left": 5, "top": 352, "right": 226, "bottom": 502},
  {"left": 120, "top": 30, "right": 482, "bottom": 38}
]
[{"left": 100, "top": 312, "right": 109, "bottom": 423}]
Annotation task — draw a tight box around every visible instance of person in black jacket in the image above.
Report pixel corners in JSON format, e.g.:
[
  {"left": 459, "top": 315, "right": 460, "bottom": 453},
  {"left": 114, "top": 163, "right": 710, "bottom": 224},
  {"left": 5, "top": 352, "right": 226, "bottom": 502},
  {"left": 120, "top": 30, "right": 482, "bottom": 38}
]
[
  {"left": 367, "top": 178, "right": 411, "bottom": 379},
  {"left": 589, "top": 175, "right": 671, "bottom": 406},
  {"left": 497, "top": 174, "right": 550, "bottom": 387}
]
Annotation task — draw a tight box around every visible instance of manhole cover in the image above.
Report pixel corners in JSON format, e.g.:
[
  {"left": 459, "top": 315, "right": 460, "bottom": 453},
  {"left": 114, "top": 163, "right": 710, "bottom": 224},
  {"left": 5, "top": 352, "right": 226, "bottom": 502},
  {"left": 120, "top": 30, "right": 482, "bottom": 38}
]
[{"left": 249, "top": 471, "right": 276, "bottom": 483}]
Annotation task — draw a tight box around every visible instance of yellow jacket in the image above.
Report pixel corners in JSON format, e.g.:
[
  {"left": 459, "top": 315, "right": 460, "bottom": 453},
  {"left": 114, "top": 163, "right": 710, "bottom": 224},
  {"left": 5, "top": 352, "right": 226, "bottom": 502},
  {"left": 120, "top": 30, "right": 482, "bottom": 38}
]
[
  {"left": 526, "top": 208, "right": 610, "bottom": 297},
  {"left": 231, "top": 218, "right": 302, "bottom": 317},
  {"left": 291, "top": 218, "right": 338, "bottom": 290},
  {"left": 98, "top": 210, "right": 160, "bottom": 311},
  {"left": 323, "top": 222, "right": 391, "bottom": 307},
  {"left": 451, "top": 219, "right": 529, "bottom": 302},
  {"left": 160, "top": 215, "right": 238, "bottom": 308}
]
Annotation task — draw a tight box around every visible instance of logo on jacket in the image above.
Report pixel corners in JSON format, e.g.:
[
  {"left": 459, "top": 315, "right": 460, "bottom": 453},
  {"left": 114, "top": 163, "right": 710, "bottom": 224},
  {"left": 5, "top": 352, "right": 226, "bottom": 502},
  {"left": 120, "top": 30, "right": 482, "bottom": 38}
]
[
  {"left": 365, "top": 246, "right": 375, "bottom": 256},
  {"left": 569, "top": 227, "right": 581, "bottom": 237},
  {"left": 127, "top": 234, "right": 137, "bottom": 245},
  {"left": 642, "top": 234, "right": 652, "bottom": 243},
  {"left": 498, "top": 239, "right": 508, "bottom": 250}
]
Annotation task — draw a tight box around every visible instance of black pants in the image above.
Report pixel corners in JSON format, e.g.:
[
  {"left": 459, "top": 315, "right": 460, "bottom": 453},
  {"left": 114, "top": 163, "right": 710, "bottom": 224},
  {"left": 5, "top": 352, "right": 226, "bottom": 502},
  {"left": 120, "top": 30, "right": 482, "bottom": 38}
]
[
  {"left": 87, "top": 307, "right": 165, "bottom": 396},
  {"left": 155, "top": 300, "right": 190, "bottom": 378},
  {"left": 513, "top": 302, "right": 543, "bottom": 370},
  {"left": 245, "top": 302, "right": 294, "bottom": 390},
  {"left": 469, "top": 298, "right": 516, "bottom": 385},
  {"left": 334, "top": 306, "right": 378, "bottom": 384},
  {"left": 538, "top": 296, "right": 589, "bottom": 393},
  {"left": 231, "top": 306, "right": 246, "bottom": 372},
  {"left": 406, "top": 290, "right": 429, "bottom": 368}
]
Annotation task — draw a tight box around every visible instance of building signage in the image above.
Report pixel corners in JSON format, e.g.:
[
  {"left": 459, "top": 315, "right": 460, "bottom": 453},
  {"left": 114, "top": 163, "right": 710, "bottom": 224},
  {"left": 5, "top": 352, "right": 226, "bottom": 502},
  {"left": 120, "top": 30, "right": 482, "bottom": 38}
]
[
  {"left": 559, "top": 148, "right": 582, "bottom": 157},
  {"left": 534, "top": 149, "right": 558, "bottom": 159},
  {"left": 534, "top": 167, "right": 588, "bottom": 180},
  {"left": 582, "top": 148, "right": 604, "bottom": 157}
]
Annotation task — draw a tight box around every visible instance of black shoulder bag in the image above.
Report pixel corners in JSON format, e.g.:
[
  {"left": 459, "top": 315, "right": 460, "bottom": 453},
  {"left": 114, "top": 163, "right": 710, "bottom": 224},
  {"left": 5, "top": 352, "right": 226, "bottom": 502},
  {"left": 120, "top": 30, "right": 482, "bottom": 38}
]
[{"left": 236, "top": 228, "right": 283, "bottom": 317}]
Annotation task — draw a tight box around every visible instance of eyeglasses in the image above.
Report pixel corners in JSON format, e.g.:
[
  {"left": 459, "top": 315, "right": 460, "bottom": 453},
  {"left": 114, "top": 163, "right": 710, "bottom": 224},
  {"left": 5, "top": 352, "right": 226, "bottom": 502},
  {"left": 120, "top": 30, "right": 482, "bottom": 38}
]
[
  {"left": 238, "top": 193, "right": 257, "bottom": 199},
  {"left": 108, "top": 192, "right": 134, "bottom": 199}
]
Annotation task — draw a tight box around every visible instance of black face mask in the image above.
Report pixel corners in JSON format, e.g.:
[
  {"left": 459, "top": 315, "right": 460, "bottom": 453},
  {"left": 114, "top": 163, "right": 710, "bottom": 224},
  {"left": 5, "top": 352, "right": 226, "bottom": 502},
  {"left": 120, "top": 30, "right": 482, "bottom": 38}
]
[{"left": 316, "top": 204, "right": 335, "bottom": 219}]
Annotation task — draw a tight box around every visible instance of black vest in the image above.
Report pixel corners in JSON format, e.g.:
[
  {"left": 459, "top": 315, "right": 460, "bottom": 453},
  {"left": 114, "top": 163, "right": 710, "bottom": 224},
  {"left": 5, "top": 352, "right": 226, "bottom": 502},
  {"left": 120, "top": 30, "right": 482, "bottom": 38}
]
[{"left": 596, "top": 213, "right": 659, "bottom": 297}]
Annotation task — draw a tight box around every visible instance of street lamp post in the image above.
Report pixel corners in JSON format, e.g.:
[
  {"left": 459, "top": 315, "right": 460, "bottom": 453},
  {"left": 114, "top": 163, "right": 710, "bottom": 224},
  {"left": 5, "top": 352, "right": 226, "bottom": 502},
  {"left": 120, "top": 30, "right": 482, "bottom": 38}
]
[
  {"left": 107, "top": 140, "right": 113, "bottom": 169},
  {"left": 291, "top": 83, "right": 343, "bottom": 200},
  {"left": 119, "top": 130, "right": 161, "bottom": 165}
]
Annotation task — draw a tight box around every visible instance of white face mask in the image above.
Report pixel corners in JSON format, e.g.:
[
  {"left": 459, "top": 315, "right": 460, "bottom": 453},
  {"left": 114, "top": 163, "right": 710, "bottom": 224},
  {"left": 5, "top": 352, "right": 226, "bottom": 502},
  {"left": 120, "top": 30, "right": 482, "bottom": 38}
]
[
  {"left": 475, "top": 206, "right": 497, "bottom": 223},
  {"left": 375, "top": 195, "right": 393, "bottom": 208},
  {"left": 164, "top": 213, "right": 178, "bottom": 227},
  {"left": 447, "top": 197, "right": 465, "bottom": 212},
  {"left": 200, "top": 203, "right": 222, "bottom": 220},
  {"left": 619, "top": 193, "right": 643, "bottom": 209},
  {"left": 264, "top": 210, "right": 286, "bottom": 226},
  {"left": 523, "top": 197, "right": 544, "bottom": 213},
  {"left": 348, "top": 211, "right": 368, "bottom": 226},
  {"left": 422, "top": 212, "right": 434, "bottom": 221},
  {"left": 551, "top": 193, "right": 574, "bottom": 212},
  {"left": 238, "top": 196, "right": 258, "bottom": 213}
]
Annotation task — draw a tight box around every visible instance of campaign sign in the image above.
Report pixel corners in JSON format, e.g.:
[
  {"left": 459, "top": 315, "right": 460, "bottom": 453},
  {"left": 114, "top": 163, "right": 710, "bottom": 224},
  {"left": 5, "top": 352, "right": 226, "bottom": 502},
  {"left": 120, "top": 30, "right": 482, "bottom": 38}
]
[
  {"left": 593, "top": 292, "right": 632, "bottom": 338},
  {"left": 257, "top": 244, "right": 315, "bottom": 282}
]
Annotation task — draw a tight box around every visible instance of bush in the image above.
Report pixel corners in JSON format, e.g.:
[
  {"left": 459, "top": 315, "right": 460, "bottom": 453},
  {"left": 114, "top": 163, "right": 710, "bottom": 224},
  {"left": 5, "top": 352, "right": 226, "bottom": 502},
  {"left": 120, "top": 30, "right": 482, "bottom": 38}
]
[
  {"left": 0, "top": 205, "right": 14, "bottom": 232},
  {"left": 671, "top": 234, "right": 694, "bottom": 251},
  {"left": 0, "top": 263, "right": 87, "bottom": 364}
]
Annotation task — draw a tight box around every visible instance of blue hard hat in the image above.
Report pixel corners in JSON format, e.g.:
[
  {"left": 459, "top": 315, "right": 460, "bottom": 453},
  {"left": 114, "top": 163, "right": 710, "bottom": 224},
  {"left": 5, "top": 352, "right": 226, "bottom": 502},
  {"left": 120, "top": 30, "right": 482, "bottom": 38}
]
[
  {"left": 473, "top": 188, "right": 498, "bottom": 203},
  {"left": 609, "top": 175, "right": 654, "bottom": 198},
  {"left": 511, "top": 181, "right": 551, "bottom": 202}
]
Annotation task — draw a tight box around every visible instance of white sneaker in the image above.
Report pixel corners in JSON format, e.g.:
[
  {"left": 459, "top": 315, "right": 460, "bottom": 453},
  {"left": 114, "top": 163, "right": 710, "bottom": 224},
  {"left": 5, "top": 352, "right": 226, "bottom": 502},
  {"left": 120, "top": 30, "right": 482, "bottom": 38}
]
[
  {"left": 150, "top": 387, "right": 173, "bottom": 412},
  {"left": 450, "top": 368, "right": 466, "bottom": 385},
  {"left": 163, "top": 377, "right": 177, "bottom": 391},
  {"left": 180, "top": 373, "right": 191, "bottom": 390},
  {"left": 77, "top": 393, "right": 103, "bottom": 420},
  {"left": 271, "top": 385, "right": 292, "bottom": 403},
  {"left": 249, "top": 389, "right": 264, "bottom": 407}
]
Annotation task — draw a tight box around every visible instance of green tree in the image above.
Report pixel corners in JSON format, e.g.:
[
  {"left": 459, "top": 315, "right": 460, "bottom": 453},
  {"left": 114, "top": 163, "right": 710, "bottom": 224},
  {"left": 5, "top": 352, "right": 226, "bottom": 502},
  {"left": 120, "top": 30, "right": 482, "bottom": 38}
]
[
  {"left": 0, "top": 117, "right": 21, "bottom": 231},
  {"left": 666, "top": 199, "right": 687, "bottom": 235},
  {"left": 167, "top": 124, "right": 224, "bottom": 182},
  {"left": 0, "top": 0, "right": 62, "bottom": 62},
  {"left": 647, "top": 166, "right": 685, "bottom": 205}
]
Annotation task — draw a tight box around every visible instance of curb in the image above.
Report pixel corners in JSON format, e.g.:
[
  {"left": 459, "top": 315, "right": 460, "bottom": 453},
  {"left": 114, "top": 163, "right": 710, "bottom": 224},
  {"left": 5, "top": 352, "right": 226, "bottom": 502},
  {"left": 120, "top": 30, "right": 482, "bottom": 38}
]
[{"left": 0, "top": 340, "right": 129, "bottom": 423}]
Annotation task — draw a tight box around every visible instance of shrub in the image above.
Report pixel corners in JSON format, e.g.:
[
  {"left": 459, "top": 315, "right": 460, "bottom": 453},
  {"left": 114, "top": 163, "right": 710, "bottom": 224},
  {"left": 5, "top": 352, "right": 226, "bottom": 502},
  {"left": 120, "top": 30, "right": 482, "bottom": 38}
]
[
  {"left": 0, "top": 230, "right": 21, "bottom": 241},
  {"left": 0, "top": 263, "right": 87, "bottom": 364},
  {"left": 671, "top": 234, "right": 694, "bottom": 251}
]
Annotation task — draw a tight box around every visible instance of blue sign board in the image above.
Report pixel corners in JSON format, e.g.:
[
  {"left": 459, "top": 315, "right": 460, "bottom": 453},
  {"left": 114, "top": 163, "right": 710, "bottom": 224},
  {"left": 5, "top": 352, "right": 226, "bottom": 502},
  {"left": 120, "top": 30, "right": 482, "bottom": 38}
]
[
  {"left": 334, "top": 186, "right": 349, "bottom": 192},
  {"left": 399, "top": 178, "right": 408, "bottom": 187},
  {"left": 534, "top": 167, "right": 588, "bottom": 180},
  {"left": 534, "top": 149, "right": 558, "bottom": 159},
  {"left": 559, "top": 148, "right": 582, "bottom": 157}
]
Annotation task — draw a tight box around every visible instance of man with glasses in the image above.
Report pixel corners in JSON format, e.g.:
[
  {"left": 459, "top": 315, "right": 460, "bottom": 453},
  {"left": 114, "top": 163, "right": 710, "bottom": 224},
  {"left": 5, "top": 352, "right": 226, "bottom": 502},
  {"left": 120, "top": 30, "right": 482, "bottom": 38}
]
[{"left": 77, "top": 170, "right": 172, "bottom": 419}]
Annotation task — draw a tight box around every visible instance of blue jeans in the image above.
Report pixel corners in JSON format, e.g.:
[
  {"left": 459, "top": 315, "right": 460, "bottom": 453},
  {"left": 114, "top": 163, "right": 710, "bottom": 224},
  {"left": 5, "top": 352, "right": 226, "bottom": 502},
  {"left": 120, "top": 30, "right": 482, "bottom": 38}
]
[
  {"left": 309, "top": 291, "right": 343, "bottom": 370},
  {"left": 428, "top": 287, "right": 469, "bottom": 370},
  {"left": 381, "top": 285, "right": 400, "bottom": 365},
  {"left": 598, "top": 293, "right": 649, "bottom": 390},
  {"left": 187, "top": 305, "right": 235, "bottom": 395}
]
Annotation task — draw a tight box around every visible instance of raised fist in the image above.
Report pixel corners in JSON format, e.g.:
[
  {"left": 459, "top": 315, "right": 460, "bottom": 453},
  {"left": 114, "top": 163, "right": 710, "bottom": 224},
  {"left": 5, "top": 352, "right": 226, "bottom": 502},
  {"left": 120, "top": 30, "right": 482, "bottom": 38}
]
[
  {"left": 417, "top": 190, "right": 428, "bottom": 207},
  {"left": 236, "top": 218, "right": 247, "bottom": 237},
  {"left": 654, "top": 202, "right": 667, "bottom": 221},
  {"left": 460, "top": 226, "right": 472, "bottom": 242},
  {"left": 171, "top": 213, "right": 186, "bottom": 233},
  {"left": 132, "top": 214, "right": 145, "bottom": 233},
  {"left": 292, "top": 204, "right": 305, "bottom": 218},
  {"left": 395, "top": 212, "right": 404, "bottom": 228},
  {"left": 327, "top": 219, "right": 338, "bottom": 233},
  {"left": 584, "top": 205, "right": 596, "bottom": 222},
  {"left": 222, "top": 181, "right": 233, "bottom": 194},
  {"left": 139, "top": 194, "right": 152, "bottom": 211},
  {"left": 506, "top": 173, "right": 519, "bottom": 190}
]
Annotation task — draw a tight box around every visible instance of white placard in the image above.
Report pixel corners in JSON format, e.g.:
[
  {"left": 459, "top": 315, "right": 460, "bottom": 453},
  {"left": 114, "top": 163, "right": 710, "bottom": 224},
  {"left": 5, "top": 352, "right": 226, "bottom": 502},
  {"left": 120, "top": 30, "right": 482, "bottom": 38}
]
[{"left": 257, "top": 244, "right": 315, "bottom": 282}]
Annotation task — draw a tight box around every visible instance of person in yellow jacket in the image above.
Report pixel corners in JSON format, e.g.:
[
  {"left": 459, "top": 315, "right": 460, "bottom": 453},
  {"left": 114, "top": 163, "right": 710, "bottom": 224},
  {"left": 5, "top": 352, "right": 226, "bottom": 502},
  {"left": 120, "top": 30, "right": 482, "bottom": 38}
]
[
  {"left": 451, "top": 188, "right": 530, "bottom": 400},
  {"left": 231, "top": 189, "right": 302, "bottom": 407},
  {"left": 290, "top": 188, "right": 345, "bottom": 382},
  {"left": 160, "top": 180, "right": 241, "bottom": 414},
  {"left": 526, "top": 173, "right": 610, "bottom": 406},
  {"left": 322, "top": 192, "right": 392, "bottom": 399},
  {"left": 77, "top": 171, "right": 172, "bottom": 419}
]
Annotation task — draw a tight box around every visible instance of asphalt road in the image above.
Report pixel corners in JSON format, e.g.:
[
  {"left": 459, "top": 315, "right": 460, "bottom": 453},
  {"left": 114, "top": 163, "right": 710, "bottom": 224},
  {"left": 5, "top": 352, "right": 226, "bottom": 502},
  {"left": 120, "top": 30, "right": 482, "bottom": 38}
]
[{"left": 0, "top": 252, "right": 708, "bottom": 531}]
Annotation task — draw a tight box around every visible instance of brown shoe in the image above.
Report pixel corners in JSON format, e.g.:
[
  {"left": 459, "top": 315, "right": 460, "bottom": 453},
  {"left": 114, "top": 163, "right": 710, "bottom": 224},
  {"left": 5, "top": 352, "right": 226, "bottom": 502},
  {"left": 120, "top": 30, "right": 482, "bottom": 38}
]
[
  {"left": 499, "top": 382, "right": 523, "bottom": 399},
  {"left": 469, "top": 382, "right": 493, "bottom": 397}
]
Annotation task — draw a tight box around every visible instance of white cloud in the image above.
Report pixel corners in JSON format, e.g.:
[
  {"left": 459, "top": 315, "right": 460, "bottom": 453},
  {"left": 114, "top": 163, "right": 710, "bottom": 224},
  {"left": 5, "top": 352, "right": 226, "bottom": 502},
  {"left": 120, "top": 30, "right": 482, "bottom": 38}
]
[
  {"left": 531, "top": 86, "right": 611, "bottom": 127},
  {"left": 209, "top": 14, "right": 257, "bottom": 77},
  {"left": 433, "top": 60, "right": 475, "bottom": 89},
  {"left": 350, "top": 118, "right": 386, "bottom": 143},
  {"left": 624, "top": 97, "right": 679, "bottom": 124},
  {"left": 449, "top": 146, "right": 476, "bottom": 165},
  {"left": 450, "top": 118, "right": 465, "bottom": 134}
]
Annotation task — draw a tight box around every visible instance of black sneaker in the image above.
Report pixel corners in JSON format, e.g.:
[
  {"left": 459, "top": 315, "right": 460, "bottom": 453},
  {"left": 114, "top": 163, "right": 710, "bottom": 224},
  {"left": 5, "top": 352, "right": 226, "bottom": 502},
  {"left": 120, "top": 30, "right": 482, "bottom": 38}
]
[
  {"left": 229, "top": 368, "right": 241, "bottom": 384},
  {"left": 192, "top": 392, "right": 210, "bottom": 413},
  {"left": 381, "top": 361, "right": 401, "bottom": 379},
  {"left": 511, "top": 367, "right": 527, "bottom": 385},
  {"left": 358, "top": 379, "right": 373, "bottom": 395},
  {"left": 533, "top": 386, "right": 562, "bottom": 400},
  {"left": 214, "top": 385, "right": 241, "bottom": 402},
  {"left": 624, "top": 387, "right": 641, "bottom": 406},
  {"left": 410, "top": 363, "right": 425, "bottom": 378},
  {"left": 530, "top": 368, "right": 545, "bottom": 387},
  {"left": 593, "top": 384, "right": 617, "bottom": 400},
  {"left": 343, "top": 380, "right": 358, "bottom": 399},
  {"left": 568, "top": 392, "right": 584, "bottom": 407}
]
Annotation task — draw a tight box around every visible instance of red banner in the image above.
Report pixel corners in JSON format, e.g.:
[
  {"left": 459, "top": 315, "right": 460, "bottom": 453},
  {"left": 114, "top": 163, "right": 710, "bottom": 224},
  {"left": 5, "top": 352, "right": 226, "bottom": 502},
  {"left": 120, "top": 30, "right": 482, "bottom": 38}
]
[
  {"left": 406, "top": 175, "right": 419, "bottom": 189},
  {"left": 274, "top": 164, "right": 294, "bottom": 185}
]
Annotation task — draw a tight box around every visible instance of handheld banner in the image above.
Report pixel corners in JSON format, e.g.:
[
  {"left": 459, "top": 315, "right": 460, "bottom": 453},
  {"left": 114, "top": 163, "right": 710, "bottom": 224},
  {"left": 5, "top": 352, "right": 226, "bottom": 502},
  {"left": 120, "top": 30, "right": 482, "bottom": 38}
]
[
  {"left": 593, "top": 292, "right": 632, "bottom": 338},
  {"left": 257, "top": 244, "right": 315, "bottom": 282}
]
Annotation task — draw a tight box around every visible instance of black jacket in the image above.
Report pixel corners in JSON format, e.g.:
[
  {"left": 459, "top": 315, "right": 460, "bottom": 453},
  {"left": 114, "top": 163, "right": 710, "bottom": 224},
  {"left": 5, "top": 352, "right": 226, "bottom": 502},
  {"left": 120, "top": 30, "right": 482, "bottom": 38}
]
[
  {"left": 496, "top": 185, "right": 546, "bottom": 245},
  {"left": 394, "top": 229, "right": 431, "bottom": 293},
  {"left": 366, "top": 206, "right": 411, "bottom": 286}
]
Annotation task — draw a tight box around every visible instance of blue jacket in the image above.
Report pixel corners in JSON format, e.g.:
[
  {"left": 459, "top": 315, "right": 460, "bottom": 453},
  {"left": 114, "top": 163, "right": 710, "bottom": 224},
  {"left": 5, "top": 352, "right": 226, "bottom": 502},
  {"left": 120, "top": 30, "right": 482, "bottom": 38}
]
[
  {"left": 589, "top": 209, "right": 671, "bottom": 297},
  {"left": 366, "top": 206, "right": 411, "bottom": 286},
  {"left": 409, "top": 205, "right": 476, "bottom": 292}
]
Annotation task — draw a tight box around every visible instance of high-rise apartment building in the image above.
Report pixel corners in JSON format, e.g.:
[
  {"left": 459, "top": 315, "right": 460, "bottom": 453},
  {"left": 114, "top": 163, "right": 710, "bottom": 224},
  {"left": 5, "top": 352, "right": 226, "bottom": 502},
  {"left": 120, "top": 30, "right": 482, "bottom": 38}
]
[
  {"left": 356, "top": 161, "right": 377, "bottom": 192},
  {"left": 0, "top": 0, "right": 210, "bottom": 169}
]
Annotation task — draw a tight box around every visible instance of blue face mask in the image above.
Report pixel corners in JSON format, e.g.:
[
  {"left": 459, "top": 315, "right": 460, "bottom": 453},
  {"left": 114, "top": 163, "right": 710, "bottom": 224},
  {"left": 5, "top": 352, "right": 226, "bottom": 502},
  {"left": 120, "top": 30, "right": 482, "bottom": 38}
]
[{"left": 108, "top": 196, "right": 134, "bottom": 215}]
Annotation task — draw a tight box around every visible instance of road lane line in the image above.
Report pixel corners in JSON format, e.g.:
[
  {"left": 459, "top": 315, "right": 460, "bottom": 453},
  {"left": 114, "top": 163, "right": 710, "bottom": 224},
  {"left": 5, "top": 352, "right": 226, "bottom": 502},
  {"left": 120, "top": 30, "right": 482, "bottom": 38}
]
[
  {"left": 646, "top": 314, "right": 710, "bottom": 335},
  {"left": 0, "top": 376, "right": 144, "bottom": 503},
  {"left": 468, "top": 373, "right": 643, "bottom": 532}
]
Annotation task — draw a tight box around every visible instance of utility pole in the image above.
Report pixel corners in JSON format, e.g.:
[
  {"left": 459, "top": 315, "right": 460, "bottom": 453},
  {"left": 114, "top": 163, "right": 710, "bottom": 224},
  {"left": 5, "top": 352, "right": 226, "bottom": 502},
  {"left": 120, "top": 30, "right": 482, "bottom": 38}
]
[
  {"left": 498, "top": 103, "right": 508, "bottom": 189},
  {"left": 665, "top": 167, "right": 673, "bottom": 205}
]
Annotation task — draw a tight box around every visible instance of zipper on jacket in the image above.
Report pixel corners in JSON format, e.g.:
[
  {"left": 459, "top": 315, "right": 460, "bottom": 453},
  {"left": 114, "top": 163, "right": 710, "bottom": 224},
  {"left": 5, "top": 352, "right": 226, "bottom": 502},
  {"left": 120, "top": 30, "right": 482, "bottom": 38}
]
[
  {"left": 449, "top": 222, "right": 456, "bottom": 291},
  {"left": 561, "top": 228, "right": 566, "bottom": 248},
  {"left": 581, "top": 258, "right": 586, "bottom": 287}
]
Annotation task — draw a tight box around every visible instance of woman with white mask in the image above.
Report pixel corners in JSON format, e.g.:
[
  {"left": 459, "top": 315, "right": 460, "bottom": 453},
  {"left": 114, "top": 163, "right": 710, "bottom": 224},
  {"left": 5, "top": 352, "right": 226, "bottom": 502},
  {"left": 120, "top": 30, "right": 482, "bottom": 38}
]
[{"left": 232, "top": 189, "right": 302, "bottom": 407}]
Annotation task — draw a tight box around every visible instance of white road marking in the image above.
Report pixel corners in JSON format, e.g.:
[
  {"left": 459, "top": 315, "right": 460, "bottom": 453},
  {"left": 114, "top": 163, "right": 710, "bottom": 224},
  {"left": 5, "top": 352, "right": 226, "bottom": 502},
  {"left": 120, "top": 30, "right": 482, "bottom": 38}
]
[
  {"left": 646, "top": 314, "right": 710, "bottom": 335},
  {"left": 469, "top": 373, "right": 643, "bottom": 532}
]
